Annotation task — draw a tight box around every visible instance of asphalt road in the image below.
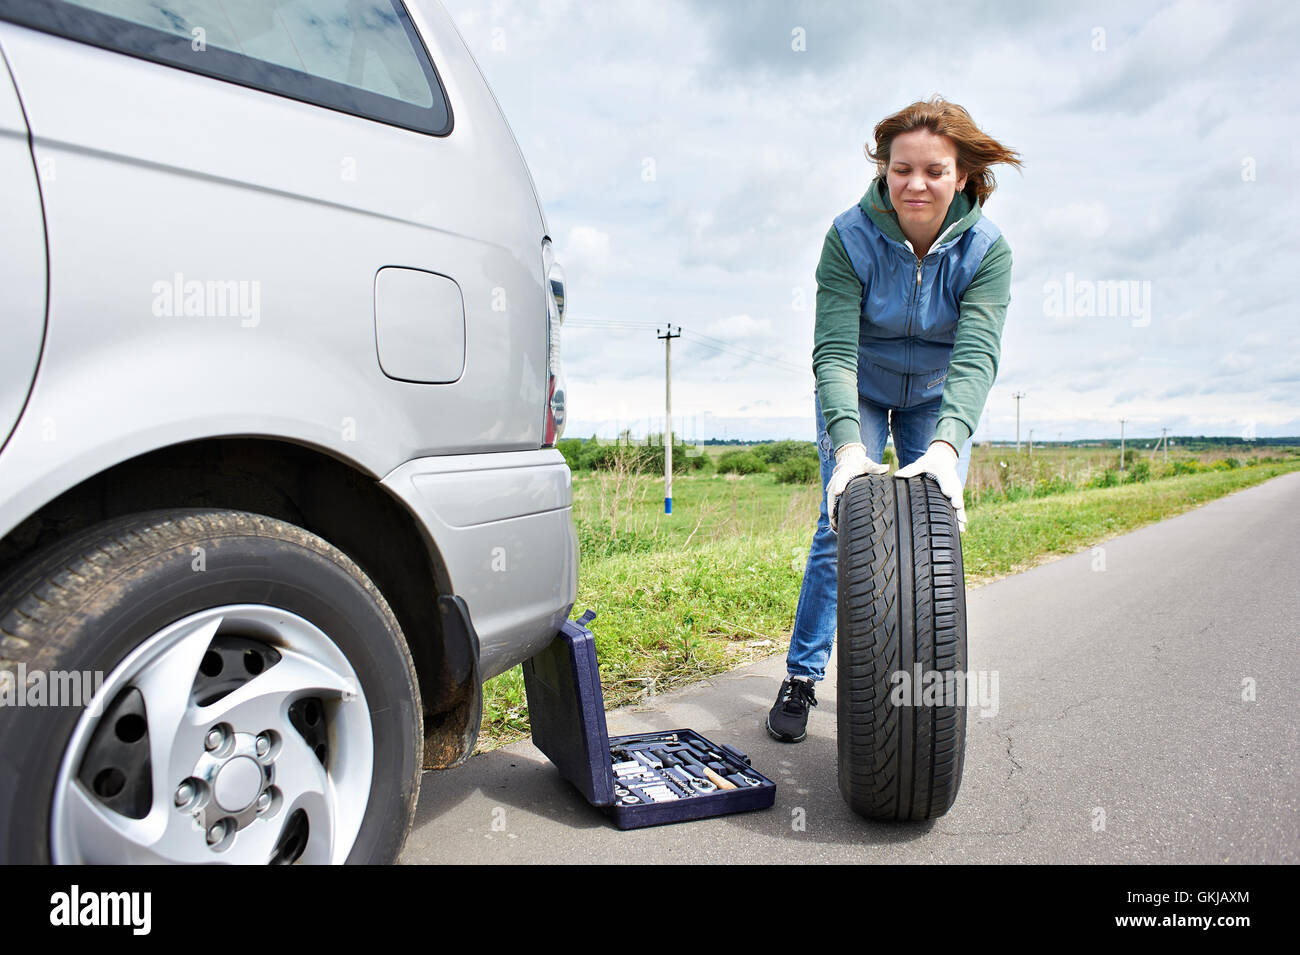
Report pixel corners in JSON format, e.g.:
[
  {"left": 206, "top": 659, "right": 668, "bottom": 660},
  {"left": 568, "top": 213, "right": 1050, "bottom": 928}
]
[{"left": 401, "top": 471, "right": 1300, "bottom": 864}]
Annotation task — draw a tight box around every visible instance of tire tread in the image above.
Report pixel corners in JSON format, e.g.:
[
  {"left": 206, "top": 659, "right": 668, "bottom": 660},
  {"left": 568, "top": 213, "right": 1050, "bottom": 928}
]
[{"left": 836, "top": 475, "right": 967, "bottom": 821}]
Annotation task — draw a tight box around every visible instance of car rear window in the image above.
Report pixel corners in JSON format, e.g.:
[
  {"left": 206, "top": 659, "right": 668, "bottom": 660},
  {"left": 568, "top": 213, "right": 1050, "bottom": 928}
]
[{"left": 0, "top": 0, "right": 451, "bottom": 135}]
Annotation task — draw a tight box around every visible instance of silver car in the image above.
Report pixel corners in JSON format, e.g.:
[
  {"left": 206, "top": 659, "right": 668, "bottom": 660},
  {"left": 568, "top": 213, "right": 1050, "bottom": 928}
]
[{"left": 0, "top": 0, "right": 576, "bottom": 863}]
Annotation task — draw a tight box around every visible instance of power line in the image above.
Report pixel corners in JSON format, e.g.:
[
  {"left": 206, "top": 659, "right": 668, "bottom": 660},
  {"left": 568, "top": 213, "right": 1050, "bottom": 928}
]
[
  {"left": 566, "top": 320, "right": 809, "bottom": 376},
  {"left": 567, "top": 321, "right": 659, "bottom": 331},
  {"left": 678, "top": 329, "right": 806, "bottom": 372},
  {"left": 676, "top": 338, "right": 808, "bottom": 376},
  {"left": 567, "top": 320, "right": 659, "bottom": 327}
]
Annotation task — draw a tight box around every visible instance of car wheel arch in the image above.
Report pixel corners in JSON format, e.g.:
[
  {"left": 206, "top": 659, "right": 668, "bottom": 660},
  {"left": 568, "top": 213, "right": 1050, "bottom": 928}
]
[{"left": 0, "top": 435, "right": 482, "bottom": 768}]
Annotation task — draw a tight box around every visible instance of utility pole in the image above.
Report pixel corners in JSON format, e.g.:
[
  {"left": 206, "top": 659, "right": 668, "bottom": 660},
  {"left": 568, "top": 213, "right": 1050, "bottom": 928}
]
[
  {"left": 1159, "top": 427, "right": 1169, "bottom": 464},
  {"left": 1028, "top": 429, "right": 1034, "bottom": 459},
  {"left": 1119, "top": 418, "right": 1128, "bottom": 470},
  {"left": 658, "top": 325, "right": 681, "bottom": 514},
  {"left": 1012, "top": 392, "right": 1026, "bottom": 451}
]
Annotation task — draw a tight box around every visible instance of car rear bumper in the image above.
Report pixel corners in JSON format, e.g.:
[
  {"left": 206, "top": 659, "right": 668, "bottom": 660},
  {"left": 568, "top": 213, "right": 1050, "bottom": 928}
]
[{"left": 380, "top": 448, "right": 577, "bottom": 681}]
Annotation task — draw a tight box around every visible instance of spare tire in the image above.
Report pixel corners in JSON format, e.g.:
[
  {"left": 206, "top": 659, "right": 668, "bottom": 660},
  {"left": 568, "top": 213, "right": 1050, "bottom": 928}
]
[{"left": 836, "top": 473, "right": 967, "bottom": 821}]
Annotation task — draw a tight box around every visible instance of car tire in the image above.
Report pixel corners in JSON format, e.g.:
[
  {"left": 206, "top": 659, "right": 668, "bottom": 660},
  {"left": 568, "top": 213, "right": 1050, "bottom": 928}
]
[
  {"left": 0, "top": 508, "right": 422, "bottom": 864},
  {"left": 835, "top": 474, "right": 967, "bottom": 821}
]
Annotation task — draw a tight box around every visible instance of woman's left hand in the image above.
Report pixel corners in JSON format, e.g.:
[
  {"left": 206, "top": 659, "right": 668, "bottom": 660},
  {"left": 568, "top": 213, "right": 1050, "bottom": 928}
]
[{"left": 895, "top": 441, "right": 967, "bottom": 533}]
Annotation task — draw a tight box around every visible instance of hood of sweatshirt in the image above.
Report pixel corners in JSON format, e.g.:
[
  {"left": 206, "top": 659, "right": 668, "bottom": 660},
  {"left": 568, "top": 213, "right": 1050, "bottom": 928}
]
[{"left": 860, "top": 175, "right": 982, "bottom": 252}]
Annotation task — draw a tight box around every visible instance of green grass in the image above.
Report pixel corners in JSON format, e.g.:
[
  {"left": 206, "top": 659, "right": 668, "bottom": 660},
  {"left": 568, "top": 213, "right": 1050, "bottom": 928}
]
[
  {"left": 572, "top": 468, "right": 818, "bottom": 553},
  {"left": 477, "top": 452, "right": 1300, "bottom": 751},
  {"left": 959, "top": 458, "right": 1300, "bottom": 583}
]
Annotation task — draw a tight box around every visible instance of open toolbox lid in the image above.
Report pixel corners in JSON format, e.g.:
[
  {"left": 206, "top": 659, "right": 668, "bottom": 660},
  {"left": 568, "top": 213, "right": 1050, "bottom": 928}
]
[{"left": 521, "top": 610, "right": 616, "bottom": 807}]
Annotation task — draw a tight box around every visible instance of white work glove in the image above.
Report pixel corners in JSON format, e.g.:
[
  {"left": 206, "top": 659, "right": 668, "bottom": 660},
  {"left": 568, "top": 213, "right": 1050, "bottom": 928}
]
[
  {"left": 827, "top": 442, "right": 891, "bottom": 533},
  {"left": 895, "top": 440, "right": 967, "bottom": 534}
]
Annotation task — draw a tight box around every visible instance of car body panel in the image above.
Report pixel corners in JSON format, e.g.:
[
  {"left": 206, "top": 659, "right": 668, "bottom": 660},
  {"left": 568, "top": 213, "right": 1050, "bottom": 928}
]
[
  {"left": 0, "top": 4, "right": 545, "bottom": 527},
  {"left": 0, "top": 46, "right": 46, "bottom": 455},
  {"left": 0, "top": 2, "right": 575, "bottom": 683}
]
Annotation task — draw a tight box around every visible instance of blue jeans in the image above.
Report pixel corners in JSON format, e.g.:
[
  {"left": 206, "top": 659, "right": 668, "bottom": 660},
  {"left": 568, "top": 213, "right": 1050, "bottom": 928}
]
[{"left": 785, "top": 393, "right": 973, "bottom": 681}]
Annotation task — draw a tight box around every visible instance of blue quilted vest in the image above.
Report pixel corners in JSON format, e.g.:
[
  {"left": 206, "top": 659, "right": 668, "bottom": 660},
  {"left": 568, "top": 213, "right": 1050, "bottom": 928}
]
[{"left": 833, "top": 198, "right": 1002, "bottom": 409}]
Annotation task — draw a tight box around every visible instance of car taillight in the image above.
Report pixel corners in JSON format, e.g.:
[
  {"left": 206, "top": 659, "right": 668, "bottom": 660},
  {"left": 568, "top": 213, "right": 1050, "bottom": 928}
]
[{"left": 542, "top": 240, "right": 566, "bottom": 446}]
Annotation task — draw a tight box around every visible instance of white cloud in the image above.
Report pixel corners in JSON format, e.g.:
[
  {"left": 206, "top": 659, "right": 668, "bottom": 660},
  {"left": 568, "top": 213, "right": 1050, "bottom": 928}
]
[
  {"left": 1041, "top": 202, "right": 1112, "bottom": 240},
  {"left": 707, "top": 314, "right": 771, "bottom": 338},
  {"left": 563, "top": 225, "right": 612, "bottom": 275},
  {"left": 444, "top": 0, "right": 1300, "bottom": 440}
]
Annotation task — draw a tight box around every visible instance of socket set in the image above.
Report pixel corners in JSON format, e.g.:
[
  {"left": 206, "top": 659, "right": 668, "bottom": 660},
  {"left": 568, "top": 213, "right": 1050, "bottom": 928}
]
[
  {"left": 523, "top": 611, "right": 777, "bottom": 829},
  {"left": 608, "top": 732, "right": 768, "bottom": 806}
]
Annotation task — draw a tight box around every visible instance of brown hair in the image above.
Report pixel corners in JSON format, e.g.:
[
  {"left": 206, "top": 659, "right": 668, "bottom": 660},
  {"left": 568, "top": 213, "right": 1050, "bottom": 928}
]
[{"left": 865, "top": 95, "right": 1022, "bottom": 207}]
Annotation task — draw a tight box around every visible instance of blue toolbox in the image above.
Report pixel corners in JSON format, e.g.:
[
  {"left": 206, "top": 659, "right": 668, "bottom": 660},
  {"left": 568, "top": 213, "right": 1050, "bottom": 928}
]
[{"left": 522, "top": 611, "right": 777, "bottom": 829}]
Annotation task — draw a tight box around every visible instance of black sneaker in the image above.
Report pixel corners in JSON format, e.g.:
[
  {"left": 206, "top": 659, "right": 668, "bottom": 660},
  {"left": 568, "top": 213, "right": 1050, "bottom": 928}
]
[{"left": 766, "top": 677, "right": 818, "bottom": 743}]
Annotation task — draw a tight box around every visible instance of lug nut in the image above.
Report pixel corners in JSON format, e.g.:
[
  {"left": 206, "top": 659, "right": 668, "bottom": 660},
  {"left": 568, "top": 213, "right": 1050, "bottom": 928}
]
[
  {"left": 256, "top": 792, "right": 272, "bottom": 814},
  {"left": 255, "top": 734, "right": 271, "bottom": 757},
  {"left": 204, "top": 727, "right": 224, "bottom": 751},
  {"left": 206, "top": 820, "right": 227, "bottom": 846},
  {"left": 174, "top": 782, "right": 194, "bottom": 807}
]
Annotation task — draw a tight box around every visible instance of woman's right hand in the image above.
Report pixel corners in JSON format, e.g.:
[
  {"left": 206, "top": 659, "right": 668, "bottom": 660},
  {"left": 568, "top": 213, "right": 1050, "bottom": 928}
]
[{"left": 828, "top": 442, "right": 891, "bottom": 532}]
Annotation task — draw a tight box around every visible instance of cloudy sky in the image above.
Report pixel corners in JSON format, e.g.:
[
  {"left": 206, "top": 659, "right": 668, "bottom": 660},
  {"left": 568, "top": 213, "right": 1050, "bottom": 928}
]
[{"left": 442, "top": 0, "right": 1299, "bottom": 442}]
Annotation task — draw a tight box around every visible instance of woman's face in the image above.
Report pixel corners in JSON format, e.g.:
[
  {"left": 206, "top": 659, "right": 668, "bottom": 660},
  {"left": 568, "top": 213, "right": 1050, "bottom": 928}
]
[{"left": 885, "top": 129, "right": 968, "bottom": 240}]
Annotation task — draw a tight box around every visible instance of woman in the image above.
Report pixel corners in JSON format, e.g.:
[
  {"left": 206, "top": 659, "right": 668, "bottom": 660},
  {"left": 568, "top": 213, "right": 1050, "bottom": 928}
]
[{"left": 767, "top": 96, "right": 1022, "bottom": 743}]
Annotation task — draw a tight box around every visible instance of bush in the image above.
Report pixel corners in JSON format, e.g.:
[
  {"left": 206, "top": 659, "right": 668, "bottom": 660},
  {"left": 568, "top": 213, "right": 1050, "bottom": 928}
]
[
  {"left": 580, "top": 442, "right": 694, "bottom": 474},
  {"left": 686, "top": 450, "right": 712, "bottom": 472},
  {"left": 1127, "top": 460, "right": 1151, "bottom": 482},
  {"left": 717, "top": 450, "right": 769, "bottom": 475},
  {"left": 557, "top": 438, "right": 584, "bottom": 471},
  {"left": 1089, "top": 469, "right": 1120, "bottom": 489},
  {"left": 752, "top": 440, "right": 817, "bottom": 465},
  {"left": 579, "top": 442, "right": 628, "bottom": 471},
  {"left": 775, "top": 456, "right": 820, "bottom": 484},
  {"left": 646, "top": 445, "right": 695, "bottom": 475},
  {"left": 577, "top": 440, "right": 615, "bottom": 470},
  {"left": 1033, "top": 474, "right": 1076, "bottom": 497},
  {"left": 1171, "top": 460, "right": 1202, "bottom": 476}
]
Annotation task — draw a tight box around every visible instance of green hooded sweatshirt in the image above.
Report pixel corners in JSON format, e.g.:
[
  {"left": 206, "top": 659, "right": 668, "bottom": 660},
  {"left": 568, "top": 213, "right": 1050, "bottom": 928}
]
[{"left": 813, "top": 176, "right": 1013, "bottom": 453}]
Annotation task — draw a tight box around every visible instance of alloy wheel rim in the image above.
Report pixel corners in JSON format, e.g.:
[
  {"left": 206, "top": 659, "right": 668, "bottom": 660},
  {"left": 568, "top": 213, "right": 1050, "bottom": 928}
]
[{"left": 50, "top": 604, "right": 373, "bottom": 864}]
